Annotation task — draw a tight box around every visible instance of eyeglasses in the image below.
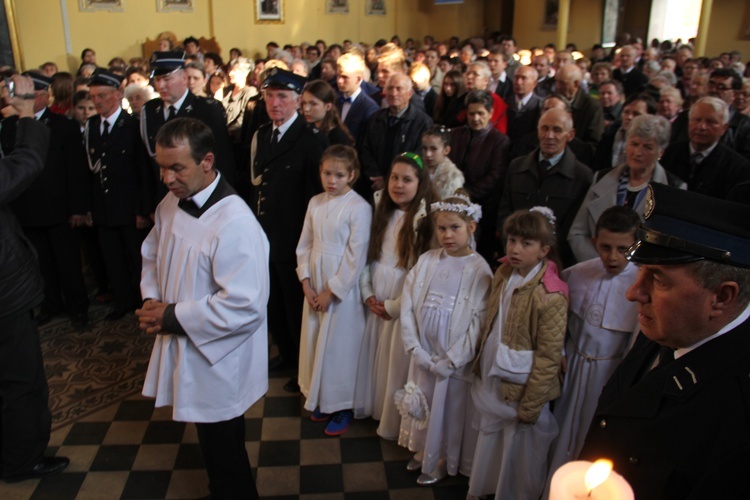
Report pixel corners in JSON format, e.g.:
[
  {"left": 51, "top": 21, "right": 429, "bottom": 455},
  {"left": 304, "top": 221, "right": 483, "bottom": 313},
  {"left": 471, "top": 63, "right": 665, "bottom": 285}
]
[{"left": 708, "top": 80, "right": 733, "bottom": 92}]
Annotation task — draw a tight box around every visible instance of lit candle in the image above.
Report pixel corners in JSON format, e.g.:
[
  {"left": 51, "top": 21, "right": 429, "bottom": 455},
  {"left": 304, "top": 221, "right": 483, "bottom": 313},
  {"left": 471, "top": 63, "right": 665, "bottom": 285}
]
[{"left": 549, "top": 460, "right": 634, "bottom": 500}]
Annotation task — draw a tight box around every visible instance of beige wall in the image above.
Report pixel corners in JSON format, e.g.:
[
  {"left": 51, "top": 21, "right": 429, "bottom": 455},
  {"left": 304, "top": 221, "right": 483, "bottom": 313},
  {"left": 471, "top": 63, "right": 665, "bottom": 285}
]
[
  {"left": 512, "top": 0, "right": 603, "bottom": 51},
  {"left": 12, "top": 0, "right": 748, "bottom": 74},
  {"left": 13, "top": 0, "right": 489, "bottom": 73},
  {"left": 703, "top": 0, "right": 750, "bottom": 57}
]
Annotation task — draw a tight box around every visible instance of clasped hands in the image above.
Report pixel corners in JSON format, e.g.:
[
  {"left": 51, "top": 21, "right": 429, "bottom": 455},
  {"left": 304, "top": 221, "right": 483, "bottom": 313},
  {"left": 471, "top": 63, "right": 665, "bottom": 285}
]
[
  {"left": 365, "top": 295, "right": 391, "bottom": 320},
  {"left": 135, "top": 299, "right": 168, "bottom": 334},
  {"left": 302, "top": 279, "right": 334, "bottom": 312}
]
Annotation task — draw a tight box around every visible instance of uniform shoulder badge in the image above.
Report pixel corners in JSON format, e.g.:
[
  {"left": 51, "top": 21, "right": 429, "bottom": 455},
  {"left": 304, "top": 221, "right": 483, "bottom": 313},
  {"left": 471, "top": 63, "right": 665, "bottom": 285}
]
[{"left": 644, "top": 184, "right": 655, "bottom": 219}]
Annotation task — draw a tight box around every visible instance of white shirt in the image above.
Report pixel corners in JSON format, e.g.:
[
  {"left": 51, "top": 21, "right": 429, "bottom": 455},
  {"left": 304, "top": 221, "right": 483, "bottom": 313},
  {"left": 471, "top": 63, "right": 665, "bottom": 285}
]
[
  {"left": 341, "top": 86, "right": 362, "bottom": 122},
  {"left": 162, "top": 89, "right": 190, "bottom": 120},
  {"left": 100, "top": 107, "right": 122, "bottom": 136},
  {"left": 272, "top": 111, "right": 298, "bottom": 142},
  {"left": 189, "top": 171, "right": 221, "bottom": 208}
]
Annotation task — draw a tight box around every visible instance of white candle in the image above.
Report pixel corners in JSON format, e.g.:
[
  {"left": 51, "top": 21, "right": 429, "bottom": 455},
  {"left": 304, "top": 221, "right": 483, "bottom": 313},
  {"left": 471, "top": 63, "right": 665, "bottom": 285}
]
[{"left": 549, "top": 460, "right": 634, "bottom": 500}]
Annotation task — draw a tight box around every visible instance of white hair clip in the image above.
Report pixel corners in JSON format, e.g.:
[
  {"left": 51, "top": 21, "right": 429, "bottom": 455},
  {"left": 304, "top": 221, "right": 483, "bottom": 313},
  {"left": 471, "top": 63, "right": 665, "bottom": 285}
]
[
  {"left": 530, "top": 206, "right": 556, "bottom": 226},
  {"left": 431, "top": 196, "right": 483, "bottom": 222}
]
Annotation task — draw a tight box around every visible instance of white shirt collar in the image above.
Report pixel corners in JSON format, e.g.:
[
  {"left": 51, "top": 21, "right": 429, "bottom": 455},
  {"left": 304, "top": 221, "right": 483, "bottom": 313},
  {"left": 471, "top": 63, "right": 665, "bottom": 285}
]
[
  {"left": 100, "top": 107, "right": 122, "bottom": 133},
  {"left": 517, "top": 92, "right": 533, "bottom": 107},
  {"left": 690, "top": 141, "right": 719, "bottom": 158},
  {"left": 347, "top": 86, "right": 362, "bottom": 101},
  {"left": 272, "top": 111, "right": 298, "bottom": 141},
  {"left": 164, "top": 89, "right": 190, "bottom": 119},
  {"left": 538, "top": 148, "right": 566, "bottom": 167},
  {"left": 34, "top": 108, "right": 46, "bottom": 120},
  {"left": 675, "top": 302, "right": 750, "bottom": 359},
  {"left": 189, "top": 171, "right": 221, "bottom": 209}
]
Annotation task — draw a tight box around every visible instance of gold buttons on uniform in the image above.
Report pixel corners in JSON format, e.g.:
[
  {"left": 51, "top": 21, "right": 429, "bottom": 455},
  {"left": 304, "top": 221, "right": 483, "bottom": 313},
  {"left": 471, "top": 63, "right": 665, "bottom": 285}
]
[{"left": 599, "top": 419, "right": 607, "bottom": 429}]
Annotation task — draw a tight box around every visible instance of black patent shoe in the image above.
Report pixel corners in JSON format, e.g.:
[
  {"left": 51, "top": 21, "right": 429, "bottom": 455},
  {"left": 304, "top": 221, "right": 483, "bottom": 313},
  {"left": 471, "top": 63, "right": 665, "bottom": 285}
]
[{"left": 4, "top": 456, "right": 70, "bottom": 483}]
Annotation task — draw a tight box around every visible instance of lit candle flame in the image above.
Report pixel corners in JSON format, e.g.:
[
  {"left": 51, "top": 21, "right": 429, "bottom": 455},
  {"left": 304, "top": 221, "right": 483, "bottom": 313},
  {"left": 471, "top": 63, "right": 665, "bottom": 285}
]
[{"left": 584, "top": 459, "right": 613, "bottom": 494}]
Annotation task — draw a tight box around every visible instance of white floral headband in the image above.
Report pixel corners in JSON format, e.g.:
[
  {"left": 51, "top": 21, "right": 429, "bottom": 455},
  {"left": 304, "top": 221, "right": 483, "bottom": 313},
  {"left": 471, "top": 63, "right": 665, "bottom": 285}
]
[
  {"left": 431, "top": 194, "right": 483, "bottom": 222},
  {"left": 530, "top": 206, "right": 556, "bottom": 226}
]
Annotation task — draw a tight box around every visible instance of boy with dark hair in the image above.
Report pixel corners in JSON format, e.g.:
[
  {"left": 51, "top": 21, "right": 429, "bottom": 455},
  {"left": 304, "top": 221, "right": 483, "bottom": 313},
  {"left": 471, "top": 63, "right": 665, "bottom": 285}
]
[{"left": 547, "top": 206, "right": 641, "bottom": 478}]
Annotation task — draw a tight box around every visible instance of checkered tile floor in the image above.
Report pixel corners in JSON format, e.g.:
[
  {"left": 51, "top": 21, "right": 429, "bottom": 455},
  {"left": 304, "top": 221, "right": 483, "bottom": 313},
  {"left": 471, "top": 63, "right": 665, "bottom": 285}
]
[{"left": 0, "top": 373, "right": 470, "bottom": 499}]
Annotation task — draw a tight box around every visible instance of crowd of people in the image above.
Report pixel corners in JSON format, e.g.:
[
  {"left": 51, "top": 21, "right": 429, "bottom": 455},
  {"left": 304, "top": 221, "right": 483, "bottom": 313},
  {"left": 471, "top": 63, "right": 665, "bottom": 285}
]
[{"left": 2, "top": 29, "right": 750, "bottom": 498}]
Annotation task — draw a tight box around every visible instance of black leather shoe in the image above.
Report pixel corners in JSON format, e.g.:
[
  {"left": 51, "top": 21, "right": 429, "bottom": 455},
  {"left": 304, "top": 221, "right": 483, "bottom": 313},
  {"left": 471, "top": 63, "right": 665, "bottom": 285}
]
[
  {"left": 283, "top": 378, "right": 300, "bottom": 393},
  {"left": 105, "top": 308, "right": 130, "bottom": 321},
  {"left": 4, "top": 456, "right": 70, "bottom": 483}
]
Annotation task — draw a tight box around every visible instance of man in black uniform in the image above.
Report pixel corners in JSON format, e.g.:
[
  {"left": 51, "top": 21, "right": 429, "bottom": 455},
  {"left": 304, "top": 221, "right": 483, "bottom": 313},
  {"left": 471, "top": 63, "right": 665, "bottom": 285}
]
[
  {"left": 250, "top": 68, "right": 325, "bottom": 391},
  {"left": 0, "top": 73, "right": 70, "bottom": 483},
  {"left": 1, "top": 72, "right": 89, "bottom": 329},
  {"left": 86, "top": 69, "right": 154, "bottom": 320},
  {"left": 580, "top": 183, "right": 750, "bottom": 499},
  {"left": 141, "top": 51, "right": 235, "bottom": 198}
]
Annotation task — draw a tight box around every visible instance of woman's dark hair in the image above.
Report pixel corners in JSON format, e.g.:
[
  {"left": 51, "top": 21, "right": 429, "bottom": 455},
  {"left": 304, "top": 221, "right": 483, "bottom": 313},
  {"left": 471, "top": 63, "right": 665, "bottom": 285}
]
[
  {"left": 434, "top": 69, "right": 465, "bottom": 123},
  {"left": 465, "top": 89, "right": 494, "bottom": 112},
  {"left": 367, "top": 154, "right": 437, "bottom": 268},
  {"left": 81, "top": 48, "right": 95, "bottom": 60},
  {"left": 321, "top": 144, "right": 360, "bottom": 185},
  {"left": 50, "top": 72, "right": 74, "bottom": 106},
  {"left": 303, "top": 79, "right": 354, "bottom": 144}
]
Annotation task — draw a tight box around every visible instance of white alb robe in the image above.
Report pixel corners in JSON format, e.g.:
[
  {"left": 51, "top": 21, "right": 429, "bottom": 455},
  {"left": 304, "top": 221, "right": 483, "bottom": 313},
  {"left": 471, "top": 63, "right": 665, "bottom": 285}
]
[{"left": 141, "top": 192, "right": 270, "bottom": 423}]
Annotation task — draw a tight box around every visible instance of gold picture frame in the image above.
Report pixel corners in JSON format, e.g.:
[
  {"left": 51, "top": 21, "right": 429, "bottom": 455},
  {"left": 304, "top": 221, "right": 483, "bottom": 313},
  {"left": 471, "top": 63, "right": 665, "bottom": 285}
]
[
  {"left": 255, "top": 0, "right": 284, "bottom": 24},
  {"left": 79, "top": 0, "right": 124, "bottom": 13}
]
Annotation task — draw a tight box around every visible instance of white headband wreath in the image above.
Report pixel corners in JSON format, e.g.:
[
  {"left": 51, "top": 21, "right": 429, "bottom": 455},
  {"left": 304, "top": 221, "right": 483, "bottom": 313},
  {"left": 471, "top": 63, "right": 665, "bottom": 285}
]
[
  {"left": 530, "top": 206, "right": 556, "bottom": 226},
  {"left": 431, "top": 193, "right": 483, "bottom": 222}
]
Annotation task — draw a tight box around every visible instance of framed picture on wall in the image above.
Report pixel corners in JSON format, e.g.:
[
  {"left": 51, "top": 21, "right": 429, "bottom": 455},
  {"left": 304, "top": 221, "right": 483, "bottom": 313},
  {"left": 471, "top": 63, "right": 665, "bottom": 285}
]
[
  {"left": 326, "top": 0, "right": 349, "bottom": 14},
  {"left": 366, "top": 0, "right": 386, "bottom": 16},
  {"left": 157, "top": 0, "right": 193, "bottom": 13},
  {"left": 79, "top": 0, "right": 124, "bottom": 12},
  {"left": 255, "top": 0, "right": 284, "bottom": 24},
  {"left": 542, "top": 0, "right": 559, "bottom": 29}
]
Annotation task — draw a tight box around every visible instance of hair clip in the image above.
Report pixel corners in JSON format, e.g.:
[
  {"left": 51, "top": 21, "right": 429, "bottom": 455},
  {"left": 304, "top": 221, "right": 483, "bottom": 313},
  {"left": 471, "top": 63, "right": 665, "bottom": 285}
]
[
  {"left": 399, "top": 152, "right": 424, "bottom": 170},
  {"left": 530, "top": 206, "right": 556, "bottom": 226}
]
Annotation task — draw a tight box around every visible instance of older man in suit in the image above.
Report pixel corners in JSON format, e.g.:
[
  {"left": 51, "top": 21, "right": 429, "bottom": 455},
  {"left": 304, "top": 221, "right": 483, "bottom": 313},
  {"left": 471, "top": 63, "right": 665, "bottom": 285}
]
[
  {"left": 580, "top": 183, "right": 750, "bottom": 499},
  {"left": 251, "top": 69, "right": 325, "bottom": 392},
  {"left": 141, "top": 51, "right": 235, "bottom": 196},
  {"left": 555, "top": 64, "right": 605, "bottom": 148},
  {"left": 499, "top": 108, "right": 592, "bottom": 266},
  {"left": 86, "top": 69, "right": 154, "bottom": 320},
  {"left": 507, "top": 65, "right": 542, "bottom": 145},
  {"left": 660, "top": 96, "right": 750, "bottom": 199}
]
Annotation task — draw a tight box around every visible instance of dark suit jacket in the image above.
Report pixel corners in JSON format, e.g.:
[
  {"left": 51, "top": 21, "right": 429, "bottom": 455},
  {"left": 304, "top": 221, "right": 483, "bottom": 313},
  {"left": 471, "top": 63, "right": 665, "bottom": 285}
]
[
  {"left": 141, "top": 92, "right": 235, "bottom": 187},
  {"left": 336, "top": 90, "right": 379, "bottom": 147},
  {"left": 724, "top": 109, "right": 750, "bottom": 160},
  {"left": 570, "top": 87, "right": 605, "bottom": 148},
  {"left": 660, "top": 140, "right": 750, "bottom": 199},
  {"left": 251, "top": 114, "right": 325, "bottom": 262},
  {"left": 534, "top": 77, "right": 555, "bottom": 98},
  {"left": 493, "top": 77, "right": 514, "bottom": 104},
  {"left": 498, "top": 147, "right": 593, "bottom": 266},
  {"left": 2, "top": 109, "right": 88, "bottom": 227},
  {"left": 613, "top": 66, "right": 649, "bottom": 97},
  {"left": 359, "top": 104, "right": 433, "bottom": 179},
  {"left": 85, "top": 110, "right": 154, "bottom": 226},
  {"left": 580, "top": 322, "right": 750, "bottom": 499},
  {"left": 592, "top": 120, "right": 621, "bottom": 171},
  {"left": 507, "top": 93, "right": 542, "bottom": 145}
]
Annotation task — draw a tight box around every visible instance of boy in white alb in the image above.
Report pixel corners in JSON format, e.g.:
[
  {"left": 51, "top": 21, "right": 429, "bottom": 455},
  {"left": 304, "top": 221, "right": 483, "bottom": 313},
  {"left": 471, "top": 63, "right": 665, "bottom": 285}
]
[{"left": 547, "top": 206, "right": 640, "bottom": 483}]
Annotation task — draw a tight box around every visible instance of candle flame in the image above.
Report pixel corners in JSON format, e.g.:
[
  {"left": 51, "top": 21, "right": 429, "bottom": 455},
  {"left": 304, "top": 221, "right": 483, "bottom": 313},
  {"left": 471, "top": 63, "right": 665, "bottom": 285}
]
[{"left": 584, "top": 459, "right": 613, "bottom": 493}]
